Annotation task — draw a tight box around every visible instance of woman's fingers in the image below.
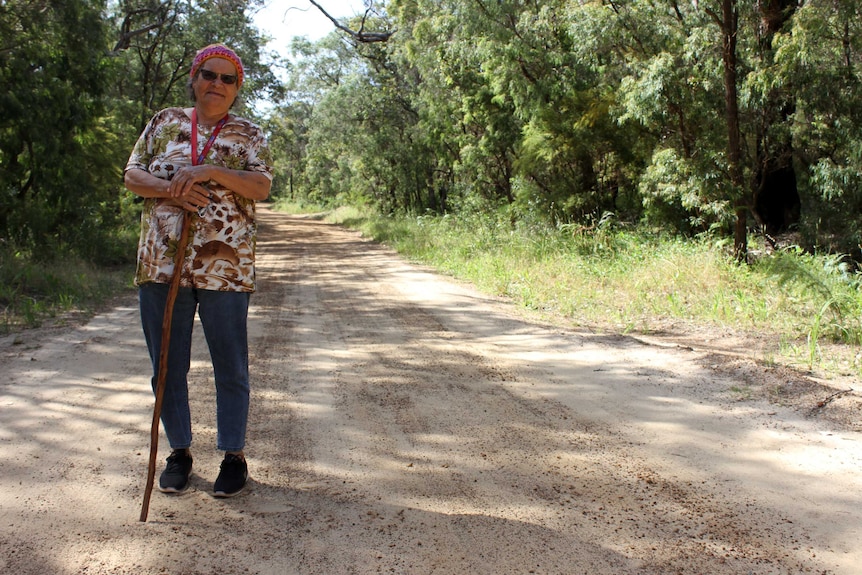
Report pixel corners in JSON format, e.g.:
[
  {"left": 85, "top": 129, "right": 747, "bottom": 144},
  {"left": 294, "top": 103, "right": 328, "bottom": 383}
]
[{"left": 169, "top": 166, "right": 211, "bottom": 198}]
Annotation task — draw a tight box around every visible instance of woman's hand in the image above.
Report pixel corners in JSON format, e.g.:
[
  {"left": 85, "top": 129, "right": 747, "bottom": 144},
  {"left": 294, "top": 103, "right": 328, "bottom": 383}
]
[
  {"left": 168, "top": 165, "right": 213, "bottom": 199},
  {"left": 166, "top": 166, "right": 220, "bottom": 213},
  {"left": 125, "top": 162, "right": 270, "bottom": 208},
  {"left": 171, "top": 183, "right": 215, "bottom": 212},
  {"left": 172, "top": 164, "right": 271, "bottom": 201},
  {"left": 124, "top": 168, "right": 217, "bottom": 213}
]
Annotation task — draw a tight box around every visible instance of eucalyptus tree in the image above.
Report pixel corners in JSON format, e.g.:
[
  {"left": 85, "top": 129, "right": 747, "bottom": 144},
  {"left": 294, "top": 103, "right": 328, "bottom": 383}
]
[
  {"left": 288, "top": 5, "right": 453, "bottom": 214},
  {"left": 611, "top": 0, "right": 802, "bottom": 258},
  {"left": 390, "top": 0, "right": 520, "bottom": 216},
  {"left": 773, "top": 0, "right": 862, "bottom": 254},
  {"left": 505, "top": 1, "right": 644, "bottom": 223},
  {"left": 393, "top": 0, "right": 665, "bottom": 225},
  {"left": 392, "top": 0, "right": 619, "bottom": 223},
  {"left": 707, "top": 0, "right": 749, "bottom": 259},
  {"left": 273, "top": 33, "right": 366, "bottom": 204},
  {"left": 324, "top": 35, "right": 439, "bottom": 213},
  {"left": 0, "top": 0, "right": 119, "bottom": 260},
  {"left": 697, "top": 0, "right": 801, "bottom": 260},
  {"left": 280, "top": 0, "right": 862, "bottom": 258}
]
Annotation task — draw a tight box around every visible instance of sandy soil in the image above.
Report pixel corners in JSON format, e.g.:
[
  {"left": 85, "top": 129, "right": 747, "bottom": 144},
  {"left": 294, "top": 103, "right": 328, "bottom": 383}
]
[{"left": 1, "top": 204, "right": 860, "bottom": 575}]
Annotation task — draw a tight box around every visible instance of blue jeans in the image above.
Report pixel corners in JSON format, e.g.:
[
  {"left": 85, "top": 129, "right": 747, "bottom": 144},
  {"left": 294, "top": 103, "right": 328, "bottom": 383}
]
[{"left": 139, "top": 283, "right": 250, "bottom": 452}]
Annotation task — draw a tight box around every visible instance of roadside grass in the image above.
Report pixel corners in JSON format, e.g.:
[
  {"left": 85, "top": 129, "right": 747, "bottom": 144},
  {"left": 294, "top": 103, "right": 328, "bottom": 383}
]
[
  {"left": 0, "top": 246, "right": 134, "bottom": 335},
  {"left": 269, "top": 197, "right": 329, "bottom": 217},
  {"left": 321, "top": 205, "right": 862, "bottom": 378}
]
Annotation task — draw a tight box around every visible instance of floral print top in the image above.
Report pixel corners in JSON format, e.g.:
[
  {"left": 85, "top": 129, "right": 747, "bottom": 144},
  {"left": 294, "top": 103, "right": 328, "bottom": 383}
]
[{"left": 125, "top": 107, "right": 273, "bottom": 292}]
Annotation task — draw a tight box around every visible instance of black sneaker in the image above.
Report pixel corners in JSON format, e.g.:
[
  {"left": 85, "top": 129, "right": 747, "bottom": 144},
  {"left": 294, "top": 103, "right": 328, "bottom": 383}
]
[
  {"left": 158, "top": 449, "right": 193, "bottom": 493},
  {"left": 213, "top": 453, "right": 248, "bottom": 498}
]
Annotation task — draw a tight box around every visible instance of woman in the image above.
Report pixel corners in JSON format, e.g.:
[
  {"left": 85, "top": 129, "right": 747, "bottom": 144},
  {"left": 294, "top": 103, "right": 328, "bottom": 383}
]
[{"left": 124, "top": 44, "right": 273, "bottom": 498}]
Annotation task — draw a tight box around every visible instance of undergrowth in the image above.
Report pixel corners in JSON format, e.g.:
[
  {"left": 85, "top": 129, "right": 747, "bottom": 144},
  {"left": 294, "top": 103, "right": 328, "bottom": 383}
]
[{"left": 0, "top": 246, "right": 134, "bottom": 335}]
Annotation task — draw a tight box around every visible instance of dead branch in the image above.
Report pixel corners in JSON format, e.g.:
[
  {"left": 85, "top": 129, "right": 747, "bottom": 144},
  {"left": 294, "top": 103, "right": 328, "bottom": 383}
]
[
  {"left": 308, "top": 0, "right": 395, "bottom": 43},
  {"left": 111, "top": 8, "right": 168, "bottom": 55},
  {"left": 808, "top": 388, "right": 855, "bottom": 417}
]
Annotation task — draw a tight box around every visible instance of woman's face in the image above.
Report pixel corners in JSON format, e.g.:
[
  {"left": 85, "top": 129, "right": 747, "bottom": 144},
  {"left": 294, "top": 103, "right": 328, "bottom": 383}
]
[{"left": 192, "top": 57, "right": 239, "bottom": 114}]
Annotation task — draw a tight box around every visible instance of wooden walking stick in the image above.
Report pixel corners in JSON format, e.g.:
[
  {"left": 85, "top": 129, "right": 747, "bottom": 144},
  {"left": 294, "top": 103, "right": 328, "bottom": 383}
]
[{"left": 140, "top": 211, "right": 192, "bottom": 522}]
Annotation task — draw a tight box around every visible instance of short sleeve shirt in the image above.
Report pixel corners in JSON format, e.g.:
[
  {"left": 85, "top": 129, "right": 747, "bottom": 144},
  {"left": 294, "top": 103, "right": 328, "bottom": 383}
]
[{"left": 125, "top": 108, "right": 273, "bottom": 292}]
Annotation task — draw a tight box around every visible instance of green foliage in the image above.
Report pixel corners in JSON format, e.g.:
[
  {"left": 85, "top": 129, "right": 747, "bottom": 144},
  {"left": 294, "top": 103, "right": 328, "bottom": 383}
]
[
  {"left": 771, "top": 0, "right": 862, "bottom": 252},
  {"left": 756, "top": 248, "right": 862, "bottom": 345},
  {"left": 1, "top": 0, "right": 276, "bottom": 257},
  {"left": 270, "top": 0, "right": 862, "bottom": 263},
  {"left": 268, "top": 1, "right": 753, "bottom": 236},
  {"left": 639, "top": 148, "right": 734, "bottom": 233},
  {"left": 0, "top": 243, "right": 133, "bottom": 333},
  {"left": 1, "top": 0, "right": 114, "bottom": 254}
]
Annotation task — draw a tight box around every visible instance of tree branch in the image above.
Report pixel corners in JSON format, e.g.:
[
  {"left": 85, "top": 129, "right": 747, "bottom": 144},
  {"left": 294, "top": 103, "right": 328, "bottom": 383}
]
[
  {"left": 808, "top": 388, "right": 855, "bottom": 417},
  {"left": 111, "top": 8, "right": 168, "bottom": 55},
  {"left": 308, "top": 0, "right": 395, "bottom": 43}
]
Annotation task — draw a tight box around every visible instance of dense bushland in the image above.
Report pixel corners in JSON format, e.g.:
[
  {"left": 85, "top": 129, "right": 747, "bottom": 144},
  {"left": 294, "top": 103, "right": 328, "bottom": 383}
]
[{"left": 272, "top": 1, "right": 862, "bottom": 261}]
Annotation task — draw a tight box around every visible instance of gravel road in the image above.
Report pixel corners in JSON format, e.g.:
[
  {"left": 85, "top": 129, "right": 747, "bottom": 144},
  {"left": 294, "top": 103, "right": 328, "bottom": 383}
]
[{"left": 1, "top": 204, "right": 860, "bottom": 574}]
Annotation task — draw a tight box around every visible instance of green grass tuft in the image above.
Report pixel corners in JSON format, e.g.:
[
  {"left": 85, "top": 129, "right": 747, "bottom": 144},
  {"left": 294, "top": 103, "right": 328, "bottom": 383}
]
[{"left": 0, "top": 247, "right": 134, "bottom": 334}]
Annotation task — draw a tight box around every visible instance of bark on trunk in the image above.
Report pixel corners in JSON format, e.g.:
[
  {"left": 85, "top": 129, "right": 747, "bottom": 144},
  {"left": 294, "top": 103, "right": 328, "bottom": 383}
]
[{"left": 720, "top": 0, "right": 748, "bottom": 261}]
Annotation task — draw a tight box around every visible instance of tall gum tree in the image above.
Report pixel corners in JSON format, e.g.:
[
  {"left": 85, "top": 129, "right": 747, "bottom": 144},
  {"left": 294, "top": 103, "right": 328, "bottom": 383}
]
[{"left": 697, "top": 0, "right": 748, "bottom": 260}]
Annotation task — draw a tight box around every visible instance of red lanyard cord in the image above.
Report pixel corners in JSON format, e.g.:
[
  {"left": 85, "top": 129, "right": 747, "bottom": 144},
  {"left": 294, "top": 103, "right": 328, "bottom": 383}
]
[{"left": 190, "top": 109, "right": 229, "bottom": 165}]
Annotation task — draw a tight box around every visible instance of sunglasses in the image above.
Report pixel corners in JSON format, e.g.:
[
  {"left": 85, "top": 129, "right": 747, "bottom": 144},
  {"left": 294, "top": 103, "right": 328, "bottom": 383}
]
[{"left": 198, "top": 69, "right": 238, "bottom": 85}]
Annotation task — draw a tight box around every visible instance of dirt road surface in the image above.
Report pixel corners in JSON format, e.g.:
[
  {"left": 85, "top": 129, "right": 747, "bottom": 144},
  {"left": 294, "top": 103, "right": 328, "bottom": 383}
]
[{"left": 1, "top": 205, "right": 861, "bottom": 575}]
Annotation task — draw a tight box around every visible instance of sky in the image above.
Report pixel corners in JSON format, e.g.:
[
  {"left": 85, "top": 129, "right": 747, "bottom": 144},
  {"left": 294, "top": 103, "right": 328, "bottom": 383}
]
[
  {"left": 249, "top": 1, "right": 371, "bottom": 112},
  {"left": 252, "top": 0, "right": 369, "bottom": 51}
]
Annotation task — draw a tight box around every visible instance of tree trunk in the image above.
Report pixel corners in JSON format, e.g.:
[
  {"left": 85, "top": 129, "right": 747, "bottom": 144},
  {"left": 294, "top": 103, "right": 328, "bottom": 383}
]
[{"left": 720, "top": 0, "right": 748, "bottom": 261}]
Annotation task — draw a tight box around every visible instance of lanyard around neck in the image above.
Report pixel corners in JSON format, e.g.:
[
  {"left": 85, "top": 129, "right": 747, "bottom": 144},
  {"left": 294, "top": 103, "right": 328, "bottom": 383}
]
[{"left": 191, "top": 109, "right": 229, "bottom": 166}]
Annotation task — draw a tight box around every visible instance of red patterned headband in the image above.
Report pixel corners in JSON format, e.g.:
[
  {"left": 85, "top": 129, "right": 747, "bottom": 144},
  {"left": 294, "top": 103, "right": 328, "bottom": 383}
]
[{"left": 190, "top": 44, "right": 244, "bottom": 88}]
